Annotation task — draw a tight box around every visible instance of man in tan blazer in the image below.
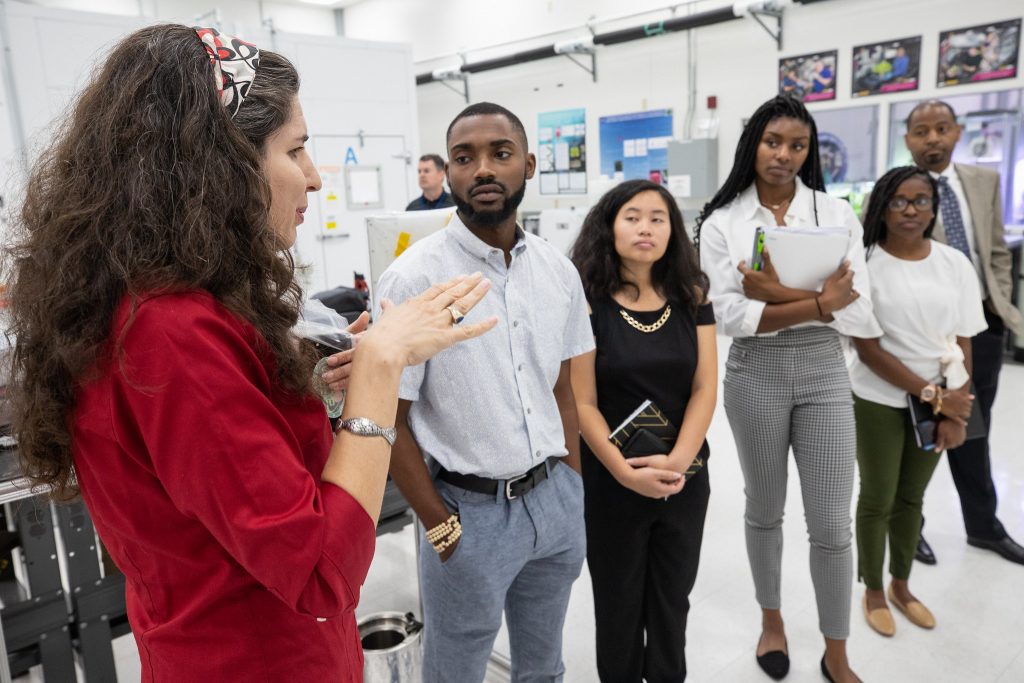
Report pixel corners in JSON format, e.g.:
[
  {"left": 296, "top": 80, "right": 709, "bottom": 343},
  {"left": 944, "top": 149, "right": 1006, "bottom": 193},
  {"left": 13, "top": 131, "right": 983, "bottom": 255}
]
[{"left": 902, "top": 100, "right": 1024, "bottom": 566}]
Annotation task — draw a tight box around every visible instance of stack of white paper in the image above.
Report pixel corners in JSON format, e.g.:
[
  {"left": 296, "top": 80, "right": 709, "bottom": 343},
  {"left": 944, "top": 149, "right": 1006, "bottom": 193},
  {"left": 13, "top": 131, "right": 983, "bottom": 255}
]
[{"left": 761, "top": 226, "right": 850, "bottom": 290}]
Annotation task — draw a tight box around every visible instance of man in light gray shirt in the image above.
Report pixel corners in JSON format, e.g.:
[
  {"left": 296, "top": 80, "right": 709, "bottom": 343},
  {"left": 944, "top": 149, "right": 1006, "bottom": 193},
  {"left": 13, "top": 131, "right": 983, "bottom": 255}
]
[{"left": 376, "top": 102, "right": 593, "bottom": 683}]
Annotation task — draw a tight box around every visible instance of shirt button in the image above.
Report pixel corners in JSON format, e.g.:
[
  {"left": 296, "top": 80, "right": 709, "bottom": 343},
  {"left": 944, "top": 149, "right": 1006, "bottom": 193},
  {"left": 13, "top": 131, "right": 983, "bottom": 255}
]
[
  {"left": 513, "top": 321, "right": 519, "bottom": 327},
  {"left": 535, "top": 450, "right": 541, "bottom": 458},
  {"left": 518, "top": 364, "right": 524, "bottom": 372},
  {"left": 316, "top": 618, "right": 327, "bottom": 623},
  {"left": 527, "top": 408, "right": 532, "bottom": 415}
]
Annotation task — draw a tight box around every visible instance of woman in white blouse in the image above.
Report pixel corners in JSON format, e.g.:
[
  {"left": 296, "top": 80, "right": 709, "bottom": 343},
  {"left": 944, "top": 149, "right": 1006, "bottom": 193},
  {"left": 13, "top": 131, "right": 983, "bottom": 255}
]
[
  {"left": 697, "top": 95, "right": 879, "bottom": 683},
  {"left": 850, "top": 166, "right": 984, "bottom": 638}
]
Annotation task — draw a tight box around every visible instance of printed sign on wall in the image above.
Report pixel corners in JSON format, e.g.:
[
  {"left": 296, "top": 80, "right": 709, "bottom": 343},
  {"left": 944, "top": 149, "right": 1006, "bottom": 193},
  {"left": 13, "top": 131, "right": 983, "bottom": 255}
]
[
  {"left": 852, "top": 36, "right": 921, "bottom": 97},
  {"left": 598, "top": 109, "right": 674, "bottom": 183},
  {"left": 538, "top": 108, "right": 587, "bottom": 195},
  {"left": 779, "top": 50, "right": 838, "bottom": 103},
  {"left": 937, "top": 18, "right": 1020, "bottom": 87}
]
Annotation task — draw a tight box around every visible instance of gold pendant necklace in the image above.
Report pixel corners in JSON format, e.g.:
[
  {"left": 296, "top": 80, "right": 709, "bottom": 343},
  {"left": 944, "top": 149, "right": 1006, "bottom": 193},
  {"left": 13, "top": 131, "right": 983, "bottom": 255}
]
[
  {"left": 619, "top": 305, "right": 672, "bottom": 333},
  {"left": 759, "top": 192, "right": 795, "bottom": 211}
]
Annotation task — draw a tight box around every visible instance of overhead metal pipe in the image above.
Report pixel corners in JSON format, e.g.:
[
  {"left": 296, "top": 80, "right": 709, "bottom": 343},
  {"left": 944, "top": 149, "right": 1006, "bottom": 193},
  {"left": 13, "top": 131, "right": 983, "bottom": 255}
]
[
  {"left": 415, "top": 0, "right": 816, "bottom": 86},
  {"left": 593, "top": 5, "right": 737, "bottom": 47}
]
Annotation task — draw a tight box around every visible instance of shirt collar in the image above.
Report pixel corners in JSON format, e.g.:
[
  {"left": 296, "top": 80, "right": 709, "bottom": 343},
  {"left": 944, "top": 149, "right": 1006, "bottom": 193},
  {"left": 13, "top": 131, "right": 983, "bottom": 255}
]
[
  {"left": 421, "top": 190, "right": 448, "bottom": 206},
  {"left": 931, "top": 164, "right": 956, "bottom": 182},
  {"left": 447, "top": 210, "right": 528, "bottom": 261},
  {"left": 738, "top": 176, "right": 813, "bottom": 222}
]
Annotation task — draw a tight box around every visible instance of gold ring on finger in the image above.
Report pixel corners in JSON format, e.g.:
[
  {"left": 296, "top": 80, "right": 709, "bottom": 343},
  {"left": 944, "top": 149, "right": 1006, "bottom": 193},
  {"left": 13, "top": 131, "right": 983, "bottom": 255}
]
[{"left": 446, "top": 305, "right": 465, "bottom": 325}]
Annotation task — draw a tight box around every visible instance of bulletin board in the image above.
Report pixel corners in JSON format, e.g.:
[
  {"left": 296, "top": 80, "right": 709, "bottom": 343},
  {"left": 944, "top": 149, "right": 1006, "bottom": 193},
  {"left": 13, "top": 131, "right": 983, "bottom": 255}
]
[
  {"left": 598, "top": 109, "right": 674, "bottom": 183},
  {"left": 537, "top": 108, "right": 587, "bottom": 195}
]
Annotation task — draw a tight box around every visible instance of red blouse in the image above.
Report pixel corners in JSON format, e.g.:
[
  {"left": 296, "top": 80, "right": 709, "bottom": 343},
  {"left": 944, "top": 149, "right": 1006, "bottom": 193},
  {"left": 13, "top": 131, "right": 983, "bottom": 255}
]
[{"left": 72, "top": 291, "right": 376, "bottom": 682}]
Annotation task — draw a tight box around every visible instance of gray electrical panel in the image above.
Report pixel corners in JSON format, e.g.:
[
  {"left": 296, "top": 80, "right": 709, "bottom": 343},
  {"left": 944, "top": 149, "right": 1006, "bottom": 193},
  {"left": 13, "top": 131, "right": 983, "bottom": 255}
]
[{"left": 667, "top": 139, "right": 718, "bottom": 200}]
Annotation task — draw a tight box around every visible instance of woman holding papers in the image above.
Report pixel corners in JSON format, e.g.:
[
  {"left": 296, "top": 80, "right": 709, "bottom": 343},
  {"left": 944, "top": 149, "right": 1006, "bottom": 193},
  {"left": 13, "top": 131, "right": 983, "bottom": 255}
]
[
  {"left": 850, "top": 166, "right": 985, "bottom": 637},
  {"left": 570, "top": 180, "right": 717, "bottom": 682},
  {"left": 697, "top": 95, "right": 881, "bottom": 683}
]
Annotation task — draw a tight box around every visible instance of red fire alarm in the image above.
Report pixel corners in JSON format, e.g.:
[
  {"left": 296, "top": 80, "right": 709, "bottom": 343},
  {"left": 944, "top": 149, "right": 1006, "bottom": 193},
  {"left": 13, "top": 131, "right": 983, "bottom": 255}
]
[{"left": 707, "top": 95, "right": 717, "bottom": 109}]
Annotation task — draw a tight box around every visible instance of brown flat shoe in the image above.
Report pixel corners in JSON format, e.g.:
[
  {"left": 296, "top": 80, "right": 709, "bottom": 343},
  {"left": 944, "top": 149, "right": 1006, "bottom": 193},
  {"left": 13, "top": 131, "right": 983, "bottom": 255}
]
[
  {"left": 862, "top": 595, "right": 895, "bottom": 637},
  {"left": 887, "top": 585, "right": 935, "bottom": 629}
]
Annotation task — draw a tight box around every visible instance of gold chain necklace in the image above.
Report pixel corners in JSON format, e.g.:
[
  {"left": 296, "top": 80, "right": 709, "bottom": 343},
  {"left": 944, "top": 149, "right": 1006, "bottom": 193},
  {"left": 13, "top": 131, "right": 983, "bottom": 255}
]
[{"left": 619, "top": 305, "right": 671, "bottom": 333}]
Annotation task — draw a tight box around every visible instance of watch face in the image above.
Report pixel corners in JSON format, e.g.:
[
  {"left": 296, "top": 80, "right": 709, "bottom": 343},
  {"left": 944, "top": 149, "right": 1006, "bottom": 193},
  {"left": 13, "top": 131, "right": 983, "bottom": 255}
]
[{"left": 921, "top": 386, "right": 936, "bottom": 401}]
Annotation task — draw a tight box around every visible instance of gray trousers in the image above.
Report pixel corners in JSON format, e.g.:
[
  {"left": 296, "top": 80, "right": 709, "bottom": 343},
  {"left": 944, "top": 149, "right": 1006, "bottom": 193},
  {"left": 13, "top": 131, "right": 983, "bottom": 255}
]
[
  {"left": 723, "top": 327, "right": 855, "bottom": 640},
  {"left": 420, "top": 459, "right": 586, "bottom": 683}
]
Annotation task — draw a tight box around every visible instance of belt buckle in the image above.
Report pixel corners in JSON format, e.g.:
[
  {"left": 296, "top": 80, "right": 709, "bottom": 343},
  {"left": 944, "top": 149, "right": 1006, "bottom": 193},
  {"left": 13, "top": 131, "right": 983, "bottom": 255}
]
[{"left": 504, "top": 472, "right": 530, "bottom": 500}]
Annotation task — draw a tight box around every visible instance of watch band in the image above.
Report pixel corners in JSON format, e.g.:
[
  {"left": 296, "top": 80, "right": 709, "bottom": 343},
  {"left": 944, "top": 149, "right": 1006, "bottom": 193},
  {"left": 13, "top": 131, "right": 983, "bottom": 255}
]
[{"left": 336, "top": 417, "right": 397, "bottom": 446}]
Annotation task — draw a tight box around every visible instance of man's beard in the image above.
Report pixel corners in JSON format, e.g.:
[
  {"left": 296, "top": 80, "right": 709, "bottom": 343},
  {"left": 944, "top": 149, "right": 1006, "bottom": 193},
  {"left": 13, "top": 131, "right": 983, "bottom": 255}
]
[{"left": 453, "top": 175, "right": 528, "bottom": 228}]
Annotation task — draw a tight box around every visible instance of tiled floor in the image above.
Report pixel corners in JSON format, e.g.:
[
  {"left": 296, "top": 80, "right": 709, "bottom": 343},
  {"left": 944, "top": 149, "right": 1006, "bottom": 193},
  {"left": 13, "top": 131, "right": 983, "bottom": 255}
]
[{"left": 22, "top": 335, "right": 1024, "bottom": 682}]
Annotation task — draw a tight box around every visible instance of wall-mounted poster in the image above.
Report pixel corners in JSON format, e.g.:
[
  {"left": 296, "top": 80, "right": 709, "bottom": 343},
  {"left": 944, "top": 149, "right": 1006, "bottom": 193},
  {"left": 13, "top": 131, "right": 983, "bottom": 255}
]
[
  {"left": 778, "top": 50, "right": 837, "bottom": 102},
  {"left": 852, "top": 36, "right": 921, "bottom": 97},
  {"left": 938, "top": 18, "right": 1021, "bottom": 87},
  {"left": 537, "top": 108, "right": 587, "bottom": 195},
  {"left": 598, "top": 109, "right": 674, "bottom": 183}
]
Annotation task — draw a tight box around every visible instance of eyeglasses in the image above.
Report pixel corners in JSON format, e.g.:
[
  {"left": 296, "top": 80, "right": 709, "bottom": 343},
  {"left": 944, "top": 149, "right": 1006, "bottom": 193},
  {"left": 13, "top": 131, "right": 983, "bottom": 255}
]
[{"left": 887, "top": 197, "right": 933, "bottom": 212}]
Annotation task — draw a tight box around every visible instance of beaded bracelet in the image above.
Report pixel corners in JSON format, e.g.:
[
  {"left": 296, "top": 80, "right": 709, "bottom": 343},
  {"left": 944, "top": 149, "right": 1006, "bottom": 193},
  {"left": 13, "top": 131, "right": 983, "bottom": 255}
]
[
  {"left": 433, "top": 525, "right": 462, "bottom": 553},
  {"left": 426, "top": 514, "right": 462, "bottom": 552}
]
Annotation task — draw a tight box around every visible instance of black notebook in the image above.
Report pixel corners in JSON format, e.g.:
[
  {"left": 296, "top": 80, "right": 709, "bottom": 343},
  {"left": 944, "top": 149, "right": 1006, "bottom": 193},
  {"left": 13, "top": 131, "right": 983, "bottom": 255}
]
[
  {"left": 608, "top": 400, "right": 704, "bottom": 480},
  {"left": 906, "top": 385, "right": 985, "bottom": 451}
]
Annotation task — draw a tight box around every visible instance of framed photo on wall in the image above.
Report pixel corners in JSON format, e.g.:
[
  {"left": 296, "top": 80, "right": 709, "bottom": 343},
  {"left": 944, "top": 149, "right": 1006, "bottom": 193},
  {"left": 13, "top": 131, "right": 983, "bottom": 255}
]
[
  {"left": 779, "top": 50, "right": 837, "bottom": 102},
  {"left": 852, "top": 36, "right": 921, "bottom": 97},
  {"left": 937, "top": 18, "right": 1021, "bottom": 87}
]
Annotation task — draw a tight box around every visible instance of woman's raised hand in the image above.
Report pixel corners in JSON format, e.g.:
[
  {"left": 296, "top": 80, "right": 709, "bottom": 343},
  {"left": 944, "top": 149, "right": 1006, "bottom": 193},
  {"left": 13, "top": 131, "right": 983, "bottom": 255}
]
[{"left": 359, "top": 273, "right": 497, "bottom": 368}]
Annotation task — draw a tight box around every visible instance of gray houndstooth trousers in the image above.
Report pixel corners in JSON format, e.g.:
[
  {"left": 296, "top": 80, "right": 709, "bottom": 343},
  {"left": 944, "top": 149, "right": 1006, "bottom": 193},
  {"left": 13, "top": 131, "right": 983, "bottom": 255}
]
[{"left": 723, "top": 326, "right": 855, "bottom": 640}]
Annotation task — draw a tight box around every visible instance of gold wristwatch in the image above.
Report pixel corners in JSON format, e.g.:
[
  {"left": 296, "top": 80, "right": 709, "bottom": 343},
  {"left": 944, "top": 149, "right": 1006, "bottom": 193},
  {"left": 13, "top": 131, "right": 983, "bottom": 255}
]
[{"left": 919, "top": 384, "right": 938, "bottom": 404}]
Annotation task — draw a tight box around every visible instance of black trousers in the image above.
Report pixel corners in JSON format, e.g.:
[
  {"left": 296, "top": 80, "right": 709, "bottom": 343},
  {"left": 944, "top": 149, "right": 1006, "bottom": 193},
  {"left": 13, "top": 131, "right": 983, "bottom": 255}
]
[
  {"left": 583, "top": 452, "right": 710, "bottom": 683},
  {"left": 946, "top": 308, "right": 1006, "bottom": 541}
]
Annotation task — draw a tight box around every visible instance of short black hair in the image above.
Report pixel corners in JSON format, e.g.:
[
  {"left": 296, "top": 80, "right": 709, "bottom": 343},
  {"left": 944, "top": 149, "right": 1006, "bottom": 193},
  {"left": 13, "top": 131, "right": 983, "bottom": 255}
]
[
  {"left": 905, "top": 100, "right": 957, "bottom": 129},
  {"left": 419, "top": 153, "right": 445, "bottom": 171},
  {"left": 446, "top": 102, "right": 528, "bottom": 149}
]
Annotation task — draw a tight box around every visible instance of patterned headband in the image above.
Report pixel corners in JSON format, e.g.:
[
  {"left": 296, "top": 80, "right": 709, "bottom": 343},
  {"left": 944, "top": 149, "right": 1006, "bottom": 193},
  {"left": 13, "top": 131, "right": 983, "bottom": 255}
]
[{"left": 194, "top": 27, "right": 260, "bottom": 118}]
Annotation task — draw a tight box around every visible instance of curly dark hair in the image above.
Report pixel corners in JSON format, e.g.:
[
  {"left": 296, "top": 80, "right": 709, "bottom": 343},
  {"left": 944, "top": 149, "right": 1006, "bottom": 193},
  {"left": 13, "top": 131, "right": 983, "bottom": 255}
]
[
  {"left": 862, "top": 165, "right": 939, "bottom": 256},
  {"left": 695, "top": 95, "right": 826, "bottom": 247},
  {"left": 4, "top": 24, "right": 316, "bottom": 498},
  {"left": 570, "top": 179, "right": 707, "bottom": 313}
]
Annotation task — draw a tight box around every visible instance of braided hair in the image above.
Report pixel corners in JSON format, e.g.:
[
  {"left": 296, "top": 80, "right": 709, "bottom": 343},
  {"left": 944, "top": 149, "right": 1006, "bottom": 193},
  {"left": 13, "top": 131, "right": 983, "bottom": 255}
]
[
  {"left": 861, "top": 165, "right": 939, "bottom": 257},
  {"left": 695, "top": 95, "right": 826, "bottom": 250}
]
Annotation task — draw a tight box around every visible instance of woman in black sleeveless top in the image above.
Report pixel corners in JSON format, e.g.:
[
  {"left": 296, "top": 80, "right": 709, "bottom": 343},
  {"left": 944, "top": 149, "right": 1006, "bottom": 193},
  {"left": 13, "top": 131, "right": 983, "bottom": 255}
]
[{"left": 570, "top": 180, "right": 717, "bottom": 682}]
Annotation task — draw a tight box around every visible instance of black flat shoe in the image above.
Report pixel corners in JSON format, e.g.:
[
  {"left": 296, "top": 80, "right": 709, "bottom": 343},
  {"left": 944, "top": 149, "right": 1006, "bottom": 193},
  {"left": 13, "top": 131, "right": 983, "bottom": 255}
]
[
  {"left": 756, "top": 638, "right": 789, "bottom": 680},
  {"left": 967, "top": 535, "right": 1024, "bottom": 565},
  {"left": 915, "top": 533, "right": 937, "bottom": 565},
  {"left": 821, "top": 656, "right": 835, "bottom": 682}
]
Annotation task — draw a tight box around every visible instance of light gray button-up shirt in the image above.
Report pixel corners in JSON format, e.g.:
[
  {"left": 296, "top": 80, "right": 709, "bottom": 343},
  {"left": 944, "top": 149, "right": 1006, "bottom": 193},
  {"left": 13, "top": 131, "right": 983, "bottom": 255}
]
[{"left": 374, "top": 212, "right": 594, "bottom": 479}]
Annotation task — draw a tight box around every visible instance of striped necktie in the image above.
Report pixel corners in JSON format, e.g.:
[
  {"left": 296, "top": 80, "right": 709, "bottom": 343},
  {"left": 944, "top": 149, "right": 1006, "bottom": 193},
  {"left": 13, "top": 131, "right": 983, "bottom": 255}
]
[{"left": 936, "top": 175, "right": 971, "bottom": 259}]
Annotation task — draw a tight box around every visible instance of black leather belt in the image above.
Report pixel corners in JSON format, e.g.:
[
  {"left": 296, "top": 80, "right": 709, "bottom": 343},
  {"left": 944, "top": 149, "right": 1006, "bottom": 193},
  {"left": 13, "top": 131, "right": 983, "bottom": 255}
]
[{"left": 437, "top": 459, "right": 555, "bottom": 500}]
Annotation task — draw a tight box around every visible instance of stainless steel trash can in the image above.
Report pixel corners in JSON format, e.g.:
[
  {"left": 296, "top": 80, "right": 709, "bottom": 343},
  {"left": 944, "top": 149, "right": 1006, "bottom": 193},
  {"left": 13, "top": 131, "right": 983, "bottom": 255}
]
[{"left": 359, "top": 611, "right": 423, "bottom": 682}]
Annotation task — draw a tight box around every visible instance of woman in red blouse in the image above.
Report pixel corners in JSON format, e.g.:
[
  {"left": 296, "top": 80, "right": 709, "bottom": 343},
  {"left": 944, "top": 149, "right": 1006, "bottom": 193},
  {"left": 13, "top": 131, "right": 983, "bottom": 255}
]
[{"left": 5, "top": 24, "right": 494, "bottom": 682}]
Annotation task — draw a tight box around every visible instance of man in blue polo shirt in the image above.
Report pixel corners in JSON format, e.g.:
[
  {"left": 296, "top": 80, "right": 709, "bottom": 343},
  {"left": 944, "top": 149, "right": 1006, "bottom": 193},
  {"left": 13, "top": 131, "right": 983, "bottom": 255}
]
[
  {"left": 405, "top": 153, "right": 455, "bottom": 211},
  {"left": 378, "top": 102, "right": 592, "bottom": 683}
]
